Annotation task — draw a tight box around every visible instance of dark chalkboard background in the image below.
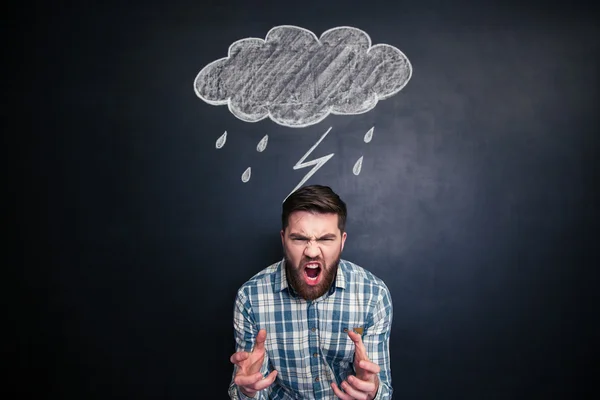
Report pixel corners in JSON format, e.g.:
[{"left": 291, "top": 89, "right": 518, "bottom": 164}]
[{"left": 12, "top": 0, "right": 599, "bottom": 398}]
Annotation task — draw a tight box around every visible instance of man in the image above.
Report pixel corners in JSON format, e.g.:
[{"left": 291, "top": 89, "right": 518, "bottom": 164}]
[{"left": 228, "top": 185, "right": 393, "bottom": 399}]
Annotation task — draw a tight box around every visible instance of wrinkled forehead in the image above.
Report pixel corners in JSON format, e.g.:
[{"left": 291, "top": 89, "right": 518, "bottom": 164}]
[{"left": 286, "top": 211, "right": 340, "bottom": 234}]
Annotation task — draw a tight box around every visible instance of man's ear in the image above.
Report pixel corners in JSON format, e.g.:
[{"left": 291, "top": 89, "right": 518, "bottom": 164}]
[
  {"left": 280, "top": 229, "right": 285, "bottom": 245},
  {"left": 341, "top": 231, "right": 347, "bottom": 251}
]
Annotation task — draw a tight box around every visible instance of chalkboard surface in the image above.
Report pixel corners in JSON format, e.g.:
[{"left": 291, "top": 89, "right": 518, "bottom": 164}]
[{"left": 13, "top": 0, "right": 598, "bottom": 398}]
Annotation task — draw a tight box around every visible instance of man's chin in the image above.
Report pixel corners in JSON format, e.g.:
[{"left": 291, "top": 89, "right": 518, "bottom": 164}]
[
  {"left": 290, "top": 276, "right": 328, "bottom": 301},
  {"left": 300, "top": 284, "right": 328, "bottom": 301},
  {"left": 285, "top": 257, "right": 339, "bottom": 301}
]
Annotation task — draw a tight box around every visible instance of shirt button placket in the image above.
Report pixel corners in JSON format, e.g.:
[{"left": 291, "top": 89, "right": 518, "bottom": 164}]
[{"left": 307, "top": 302, "right": 322, "bottom": 392}]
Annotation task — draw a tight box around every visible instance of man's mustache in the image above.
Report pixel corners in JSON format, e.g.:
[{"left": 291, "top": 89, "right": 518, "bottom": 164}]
[{"left": 300, "top": 257, "right": 325, "bottom": 266}]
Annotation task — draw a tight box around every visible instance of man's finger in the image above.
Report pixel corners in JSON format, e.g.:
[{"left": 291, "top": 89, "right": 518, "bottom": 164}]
[
  {"left": 346, "top": 375, "right": 377, "bottom": 393},
  {"left": 234, "top": 372, "right": 264, "bottom": 387},
  {"left": 348, "top": 330, "right": 369, "bottom": 361},
  {"left": 230, "top": 351, "right": 249, "bottom": 365},
  {"left": 253, "top": 329, "right": 267, "bottom": 352},
  {"left": 347, "top": 329, "right": 363, "bottom": 344},
  {"left": 339, "top": 379, "right": 369, "bottom": 400},
  {"left": 331, "top": 383, "right": 354, "bottom": 400},
  {"left": 357, "top": 360, "right": 381, "bottom": 375},
  {"left": 251, "top": 370, "right": 278, "bottom": 391}
]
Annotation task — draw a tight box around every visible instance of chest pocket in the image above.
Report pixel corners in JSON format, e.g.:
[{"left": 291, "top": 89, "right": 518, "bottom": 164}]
[{"left": 318, "top": 323, "right": 363, "bottom": 365}]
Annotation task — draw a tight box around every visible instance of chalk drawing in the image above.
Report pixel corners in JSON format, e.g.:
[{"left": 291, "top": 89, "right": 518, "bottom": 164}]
[
  {"left": 353, "top": 156, "right": 364, "bottom": 175},
  {"left": 353, "top": 127, "right": 374, "bottom": 176},
  {"left": 256, "top": 135, "right": 268, "bottom": 152},
  {"left": 284, "top": 127, "right": 334, "bottom": 202},
  {"left": 194, "top": 25, "right": 412, "bottom": 128},
  {"left": 241, "top": 167, "right": 252, "bottom": 183},
  {"left": 216, "top": 131, "right": 227, "bottom": 149},
  {"left": 364, "top": 127, "right": 374, "bottom": 143}
]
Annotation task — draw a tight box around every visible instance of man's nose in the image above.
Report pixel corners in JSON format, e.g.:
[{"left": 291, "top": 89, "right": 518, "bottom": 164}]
[{"left": 303, "top": 241, "right": 320, "bottom": 258}]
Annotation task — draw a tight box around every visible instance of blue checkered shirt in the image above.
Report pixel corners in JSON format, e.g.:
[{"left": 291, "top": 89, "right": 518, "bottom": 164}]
[{"left": 228, "top": 259, "right": 393, "bottom": 399}]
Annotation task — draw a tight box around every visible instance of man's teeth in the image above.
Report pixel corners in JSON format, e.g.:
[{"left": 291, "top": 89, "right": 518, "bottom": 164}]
[{"left": 306, "top": 264, "right": 319, "bottom": 269}]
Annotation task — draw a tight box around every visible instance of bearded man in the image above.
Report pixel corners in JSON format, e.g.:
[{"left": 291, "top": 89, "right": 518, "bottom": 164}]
[{"left": 228, "top": 185, "right": 393, "bottom": 400}]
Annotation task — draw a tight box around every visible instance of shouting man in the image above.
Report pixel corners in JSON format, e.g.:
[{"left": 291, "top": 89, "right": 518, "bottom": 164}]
[{"left": 228, "top": 184, "right": 393, "bottom": 399}]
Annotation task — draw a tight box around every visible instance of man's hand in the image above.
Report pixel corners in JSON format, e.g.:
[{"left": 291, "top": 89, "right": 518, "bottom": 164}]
[
  {"left": 331, "top": 330, "right": 380, "bottom": 400},
  {"left": 230, "top": 329, "right": 278, "bottom": 398}
]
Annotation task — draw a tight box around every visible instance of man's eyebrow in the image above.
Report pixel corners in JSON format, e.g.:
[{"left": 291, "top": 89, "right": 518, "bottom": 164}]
[
  {"left": 289, "top": 233, "right": 309, "bottom": 239},
  {"left": 288, "top": 233, "right": 337, "bottom": 240},
  {"left": 317, "top": 234, "right": 337, "bottom": 240}
]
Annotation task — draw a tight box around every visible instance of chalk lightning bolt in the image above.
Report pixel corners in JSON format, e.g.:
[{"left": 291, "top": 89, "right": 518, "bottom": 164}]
[{"left": 283, "top": 127, "right": 334, "bottom": 203}]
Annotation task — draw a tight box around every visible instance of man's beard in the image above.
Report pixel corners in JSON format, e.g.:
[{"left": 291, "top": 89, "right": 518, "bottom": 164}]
[{"left": 284, "top": 251, "right": 341, "bottom": 301}]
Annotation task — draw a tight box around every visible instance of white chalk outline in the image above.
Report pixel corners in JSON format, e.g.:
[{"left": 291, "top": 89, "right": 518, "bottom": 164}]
[
  {"left": 256, "top": 135, "right": 268, "bottom": 152},
  {"left": 283, "top": 127, "right": 334, "bottom": 202},
  {"left": 353, "top": 156, "right": 364, "bottom": 175},
  {"left": 241, "top": 167, "right": 251, "bottom": 183},
  {"left": 194, "top": 25, "right": 413, "bottom": 128},
  {"left": 364, "top": 127, "right": 374, "bottom": 143},
  {"left": 215, "top": 131, "right": 227, "bottom": 149}
]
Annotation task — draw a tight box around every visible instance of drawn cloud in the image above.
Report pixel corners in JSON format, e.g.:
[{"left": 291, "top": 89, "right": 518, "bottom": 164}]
[{"left": 194, "top": 25, "right": 412, "bottom": 128}]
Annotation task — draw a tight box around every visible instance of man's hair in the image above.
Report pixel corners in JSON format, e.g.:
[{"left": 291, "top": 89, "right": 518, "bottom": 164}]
[{"left": 282, "top": 185, "right": 347, "bottom": 232}]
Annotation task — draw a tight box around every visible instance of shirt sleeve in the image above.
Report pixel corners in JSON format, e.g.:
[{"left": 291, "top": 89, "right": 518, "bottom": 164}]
[
  {"left": 363, "top": 283, "right": 394, "bottom": 400},
  {"left": 227, "top": 289, "right": 271, "bottom": 400}
]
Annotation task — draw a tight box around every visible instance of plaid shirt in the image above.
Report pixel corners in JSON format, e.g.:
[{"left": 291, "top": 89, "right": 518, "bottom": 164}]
[{"left": 228, "top": 259, "right": 393, "bottom": 399}]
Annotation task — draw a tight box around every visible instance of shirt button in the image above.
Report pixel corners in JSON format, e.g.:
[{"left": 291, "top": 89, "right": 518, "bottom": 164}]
[
  {"left": 313, "top": 353, "right": 318, "bottom": 357},
  {"left": 315, "top": 377, "right": 320, "bottom": 382},
  {"left": 311, "top": 327, "right": 316, "bottom": 332},
  {"left": 343, "top": 328, "right": 348, "bottom": 332}
]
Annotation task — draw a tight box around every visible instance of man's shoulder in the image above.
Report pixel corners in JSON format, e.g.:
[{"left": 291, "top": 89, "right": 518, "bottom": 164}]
[
  {"left": 237, "top": 260, "right": 282, "bottom": 294},
  {"left": 339, "top": 259, "right": 390, "bottom": 292}
]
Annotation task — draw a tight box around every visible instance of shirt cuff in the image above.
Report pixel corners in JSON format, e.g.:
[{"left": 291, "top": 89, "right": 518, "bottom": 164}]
[
  {"left": 373, "top": 380, "right": 391, "bottom": 400},
  {"left": 373, "top": 384, "right": 381, "bottom": 400}
]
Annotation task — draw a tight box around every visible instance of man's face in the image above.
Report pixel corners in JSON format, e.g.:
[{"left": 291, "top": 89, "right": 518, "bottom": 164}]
[{"left": 281, "top": 211, "right": 347, "bottom": 301}]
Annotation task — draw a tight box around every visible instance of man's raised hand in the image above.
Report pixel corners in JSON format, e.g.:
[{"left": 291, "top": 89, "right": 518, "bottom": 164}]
[
  {"left": 331, "top": 330, "right": 380, "bottom": 400},
  {"left": 230, "top": 329, "right": 277, "bottom": 398}
]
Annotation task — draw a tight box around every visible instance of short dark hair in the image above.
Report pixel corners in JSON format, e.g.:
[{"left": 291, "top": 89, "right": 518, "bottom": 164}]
[{"left": 282, "top": 185, "right": 347, "bottom": 232}]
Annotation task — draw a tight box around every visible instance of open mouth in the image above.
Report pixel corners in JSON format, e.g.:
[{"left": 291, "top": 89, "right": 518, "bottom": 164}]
[{"left": 303, "top": 262, "right": 322, "bottom": 286}]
